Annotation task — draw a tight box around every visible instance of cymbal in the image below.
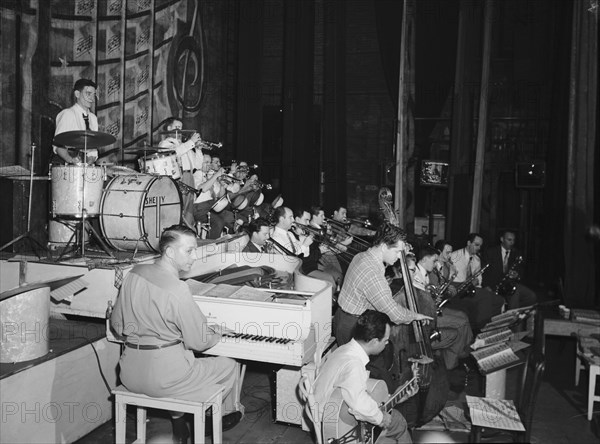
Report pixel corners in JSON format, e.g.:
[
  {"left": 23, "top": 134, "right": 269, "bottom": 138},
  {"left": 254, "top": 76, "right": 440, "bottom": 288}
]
[
  {"left": 53, "top": 130, "right": 117, "bottom": 150},
  {"left": 159, "top": 129, "right": 198, "bottom": 135}
]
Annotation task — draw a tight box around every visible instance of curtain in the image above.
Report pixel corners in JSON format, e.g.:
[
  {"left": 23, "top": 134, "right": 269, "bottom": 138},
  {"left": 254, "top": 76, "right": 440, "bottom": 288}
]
[{"left": 563, "top": 0, "right": 598, "bottom": 307}]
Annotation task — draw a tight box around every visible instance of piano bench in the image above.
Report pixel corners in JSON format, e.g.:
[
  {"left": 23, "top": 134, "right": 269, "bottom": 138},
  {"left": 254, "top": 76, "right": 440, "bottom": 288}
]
[{"left": 112, "top": 384, "right": 224, "bottom": 444}]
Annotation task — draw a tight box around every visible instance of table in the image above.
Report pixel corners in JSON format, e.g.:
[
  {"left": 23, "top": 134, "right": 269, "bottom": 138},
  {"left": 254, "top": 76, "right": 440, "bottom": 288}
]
[{"left": 544, "top": 318, "right": 599, "bottom": 338}]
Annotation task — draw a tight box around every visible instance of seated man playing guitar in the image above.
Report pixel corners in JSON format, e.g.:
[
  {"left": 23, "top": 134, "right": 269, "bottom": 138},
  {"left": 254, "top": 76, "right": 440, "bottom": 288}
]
[{"left": 314, "top": 310, "right": 417, "bottom": 444}]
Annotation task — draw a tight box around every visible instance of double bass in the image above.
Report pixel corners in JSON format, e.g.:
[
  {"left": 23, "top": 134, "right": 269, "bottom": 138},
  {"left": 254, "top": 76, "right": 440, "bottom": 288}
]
[{"left": 378, "top": 188, "right": 449, "bottom": 427}]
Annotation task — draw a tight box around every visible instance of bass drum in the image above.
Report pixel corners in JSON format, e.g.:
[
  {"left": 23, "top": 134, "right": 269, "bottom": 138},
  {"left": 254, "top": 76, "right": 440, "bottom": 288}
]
[{"left": 100, "top": 175, "right": 182, "bottom": 252}]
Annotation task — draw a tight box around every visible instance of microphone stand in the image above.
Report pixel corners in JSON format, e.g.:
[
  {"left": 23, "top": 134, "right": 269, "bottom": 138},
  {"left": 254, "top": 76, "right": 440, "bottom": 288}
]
[{"left": 0, "top": 142, "right": 49, "bottom": 259}]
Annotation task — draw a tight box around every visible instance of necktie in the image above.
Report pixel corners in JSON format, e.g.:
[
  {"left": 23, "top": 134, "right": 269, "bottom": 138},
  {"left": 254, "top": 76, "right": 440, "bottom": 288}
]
[
  {"left": 286, "top": 232, "right": 297, "bottom": 254},
  {"left": 82, "top": 113, "right": 90, "bottom": 130},
  {"left": 503, "top": 250, "right": 510, "bottom": 273},
  {"left": 466, "top": 256, "right": 473, "bottom": 279}
]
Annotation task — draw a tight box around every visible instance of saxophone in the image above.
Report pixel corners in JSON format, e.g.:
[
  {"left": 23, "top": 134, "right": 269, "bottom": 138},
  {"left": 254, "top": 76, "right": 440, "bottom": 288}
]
[
  {"left": 494, "top": 255, "right": 523, "bottom": 298},
  {"left": 378, "top": 187, "right": 399, "bottom": 226}
]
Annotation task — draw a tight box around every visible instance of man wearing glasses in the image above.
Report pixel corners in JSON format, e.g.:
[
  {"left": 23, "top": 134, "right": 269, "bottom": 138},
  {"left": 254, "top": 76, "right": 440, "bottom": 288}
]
[{"left": 52, "top": 78, "right": 99, "bottom": 165}]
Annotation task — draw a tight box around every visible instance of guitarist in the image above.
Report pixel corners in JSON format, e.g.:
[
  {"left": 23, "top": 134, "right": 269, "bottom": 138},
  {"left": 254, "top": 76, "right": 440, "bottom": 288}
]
[{"left": 314, "top": 311, "right": 417, "bottom": 443}]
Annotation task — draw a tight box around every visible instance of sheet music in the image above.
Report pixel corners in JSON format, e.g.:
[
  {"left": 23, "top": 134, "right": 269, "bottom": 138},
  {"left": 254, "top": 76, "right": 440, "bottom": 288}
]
[
  {"left": 50, "top": 278, "right": 89, "bottom": 302},
  {"left": 228, "top": 286, "right": 274, "bottom": 302},
  {"left": 186, "top": 279, "right": 217, "bottom": 296},
  {"left": 466, "top": 396, "right": 525, "bottom": 431},
  {"left": 471, "top": 343, "right": 520, "bottom": 373},
  {"left": 472, "top": 328, "right": 513, "bottom": 350}
]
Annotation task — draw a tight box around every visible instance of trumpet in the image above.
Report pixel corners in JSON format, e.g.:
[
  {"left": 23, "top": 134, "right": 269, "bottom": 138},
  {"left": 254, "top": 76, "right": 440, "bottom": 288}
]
[
  {"left": 255, "top": 181, "right": 272, "bottom": 190},
  {"left": 218, "top": 174, "right": 244, "bottom": 184},
  {"left": 196, "top": 139, "right": 223, "bottom": 150}
]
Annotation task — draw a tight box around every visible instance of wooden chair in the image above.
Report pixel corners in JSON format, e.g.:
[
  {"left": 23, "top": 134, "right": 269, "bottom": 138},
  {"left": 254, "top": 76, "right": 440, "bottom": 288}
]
[
  {"left": 299, "top": 372, "right": 323, "bottom": 444},
  {"left": 574, "top": 334, "right": 600, "bottom": 420},
  {"left": 112, "top": 384, "right": 224, "bottom": 444}
]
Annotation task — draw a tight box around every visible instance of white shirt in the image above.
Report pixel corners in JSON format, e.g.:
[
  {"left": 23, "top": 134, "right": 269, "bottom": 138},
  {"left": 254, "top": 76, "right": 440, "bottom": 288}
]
[
  {"left": 450, "top": 248, "right": 482, "bottom": 286},
  {"left": 313, "top": 339, "right": 384, "bottom": 426},
  {"left": 413, "top": 264, "right": 429, "bottom": 291},
  {"left": 158, "top": 137, "right": 203, "bottom": 172},
  {"left": 53, "top": 103, "right": 99, "bottom": 158},
  {"left": 193, "top": 170, "right": 217, "bottom": 204},
  {"left": 270, "top": 226, "right": 310, "bottom": 257}
]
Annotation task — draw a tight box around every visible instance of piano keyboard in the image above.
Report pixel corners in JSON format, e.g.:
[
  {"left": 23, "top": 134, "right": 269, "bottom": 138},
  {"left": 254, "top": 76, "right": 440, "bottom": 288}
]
[
  {"left": 203, "top": 329, "right": 317, "bottom": 367},
  {"left": 222, "top": 333, "right": 295, "bottom": 345}
]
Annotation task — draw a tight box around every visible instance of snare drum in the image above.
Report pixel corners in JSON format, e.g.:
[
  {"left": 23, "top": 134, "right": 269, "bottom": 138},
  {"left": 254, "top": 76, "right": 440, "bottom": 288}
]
[
  {"left": 51, "top": 165, "right": 105, "bottom": 217},
  {"left": 100, "top": 175, "right": 182, "bottom": 252},
  {"left": 138, "top": 152, "right": 181, "bottom": 180}
]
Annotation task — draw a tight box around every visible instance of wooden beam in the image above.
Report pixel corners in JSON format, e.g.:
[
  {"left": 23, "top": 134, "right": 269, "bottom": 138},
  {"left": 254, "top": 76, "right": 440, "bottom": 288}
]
[{"left": 469, "top": 0, "right": 494, "bottom": 232}]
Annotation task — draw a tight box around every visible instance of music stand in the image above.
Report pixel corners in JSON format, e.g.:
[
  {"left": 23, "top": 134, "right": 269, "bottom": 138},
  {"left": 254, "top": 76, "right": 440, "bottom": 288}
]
[{"left": 0, "top": 143, "right": 49, "bottom": 259}]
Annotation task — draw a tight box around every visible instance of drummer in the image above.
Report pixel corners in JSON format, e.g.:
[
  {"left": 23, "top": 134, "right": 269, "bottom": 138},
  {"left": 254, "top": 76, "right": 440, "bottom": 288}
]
[
  {"left": 158, "top": 117, "right": 202, "bottom": 228},
  {"left": 52, "top": 79, "right": 99, "bottom": 165}
]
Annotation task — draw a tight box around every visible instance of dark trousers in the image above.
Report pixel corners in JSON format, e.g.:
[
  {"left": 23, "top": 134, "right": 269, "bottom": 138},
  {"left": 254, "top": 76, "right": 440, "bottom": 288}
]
[
  {"left": 193, "top": 200, "right": 234, "bottom": 239},
  {"left": 444, "top": 286, "right": 504, "bottom": 331},
  {"left": 333, "top": 308, "right": 359, "bottom": 346}
]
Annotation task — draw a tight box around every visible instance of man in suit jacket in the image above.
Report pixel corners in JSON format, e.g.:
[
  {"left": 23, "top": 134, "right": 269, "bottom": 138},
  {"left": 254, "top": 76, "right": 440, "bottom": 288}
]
[
  {"left": 445, "top": 233, "right": 505, "bottom": 331},
  {"left": 242, "top": 217, "right": 270, "bottom": 253},
  {"left": 482, "top": 229, "right": 536, "bottom": 309}
]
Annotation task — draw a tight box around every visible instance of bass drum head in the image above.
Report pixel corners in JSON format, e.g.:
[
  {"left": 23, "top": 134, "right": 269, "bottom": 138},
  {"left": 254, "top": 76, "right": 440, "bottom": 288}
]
[{"left": 100, "top": 175, "right": 182, "bottom": 252}]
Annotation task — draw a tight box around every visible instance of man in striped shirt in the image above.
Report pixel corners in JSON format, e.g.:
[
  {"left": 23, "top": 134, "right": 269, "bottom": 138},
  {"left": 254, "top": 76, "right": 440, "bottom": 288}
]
[{"left": 334, "top": 222, "right": 432, "bottom": 346}]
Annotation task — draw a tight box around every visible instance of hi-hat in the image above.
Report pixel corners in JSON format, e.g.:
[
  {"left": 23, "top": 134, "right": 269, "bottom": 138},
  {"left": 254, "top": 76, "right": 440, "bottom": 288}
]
[
  {"left": 159, "top": 129, "right": 198, "bottom": 135},
  {"left": 53, "top": 130, "right": 116, "bottom": 150}
]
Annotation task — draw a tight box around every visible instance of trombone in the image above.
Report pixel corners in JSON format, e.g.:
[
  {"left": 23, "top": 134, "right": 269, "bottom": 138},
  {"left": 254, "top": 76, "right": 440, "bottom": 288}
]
[
  {"left": 436, "top": 264, "right": 489, "bottom": 312},
  {"left": 324, "top": 217, "right": 371, "bottom": 252},
  {"left": 291, "top": 224, "right": 354, "bottom": 265}
]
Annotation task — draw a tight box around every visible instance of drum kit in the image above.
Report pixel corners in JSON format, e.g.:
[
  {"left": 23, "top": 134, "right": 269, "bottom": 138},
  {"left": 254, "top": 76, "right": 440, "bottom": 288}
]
[{"left": 50, "top": 130, "right": 183, "bottom": 257}]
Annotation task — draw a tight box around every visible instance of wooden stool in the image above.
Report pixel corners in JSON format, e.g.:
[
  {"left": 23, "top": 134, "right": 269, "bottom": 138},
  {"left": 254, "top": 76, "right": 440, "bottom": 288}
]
[
  {"left": 576, "top": 353, "right": 600, "bottom": 421},
  {"left": 112, "top": 384, "right": 224, "bottom": 443}
]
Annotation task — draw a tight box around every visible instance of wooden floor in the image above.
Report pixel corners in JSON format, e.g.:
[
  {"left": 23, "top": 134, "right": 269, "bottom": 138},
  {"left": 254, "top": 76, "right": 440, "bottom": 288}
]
[{"left": 76, "top": 333, "right": 600, "bottom": 444}]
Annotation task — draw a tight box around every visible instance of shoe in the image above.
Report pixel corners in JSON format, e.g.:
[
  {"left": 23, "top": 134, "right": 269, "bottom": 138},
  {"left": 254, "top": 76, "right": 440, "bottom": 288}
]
[{"left": 204, "top": 411, "right": 243, "bottom": 436}]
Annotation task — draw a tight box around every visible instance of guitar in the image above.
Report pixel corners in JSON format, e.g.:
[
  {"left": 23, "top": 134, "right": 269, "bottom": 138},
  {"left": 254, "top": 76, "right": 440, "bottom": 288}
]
[{"left": 322, "top": 363, "right": 419, "bottom": 444}]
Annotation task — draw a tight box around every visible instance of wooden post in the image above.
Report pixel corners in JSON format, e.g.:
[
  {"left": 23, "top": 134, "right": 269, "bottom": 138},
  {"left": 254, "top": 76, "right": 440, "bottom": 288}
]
[
  {"left": 394, "top": 0, "right": 415, "bottom": 228},
  {"left": 469, "top": 0, "right": 494, "bottom": 232}
]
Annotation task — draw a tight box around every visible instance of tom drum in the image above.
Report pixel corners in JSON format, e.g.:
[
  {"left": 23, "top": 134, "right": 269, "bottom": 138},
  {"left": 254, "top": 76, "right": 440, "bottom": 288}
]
[
  {"left": 138, "top": 152, "right": 181, "bottom": 180},
  {"left": 100, "top": 175, "right": 182, "bottom": 252},
  {"left": 51, "top": 165, "right": 105, "bottom": 217}
]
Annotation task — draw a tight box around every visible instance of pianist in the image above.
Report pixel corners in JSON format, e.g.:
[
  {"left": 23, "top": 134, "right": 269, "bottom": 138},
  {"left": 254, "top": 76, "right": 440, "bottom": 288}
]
[{"left": 110, "top": 224, "right": 242, "bottom": 443}]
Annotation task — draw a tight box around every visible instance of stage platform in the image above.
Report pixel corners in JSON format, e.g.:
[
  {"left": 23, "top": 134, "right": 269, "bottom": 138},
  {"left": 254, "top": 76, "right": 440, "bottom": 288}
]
[{"left": 0, "top": 318, "right": 121, "bottom": 444}]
